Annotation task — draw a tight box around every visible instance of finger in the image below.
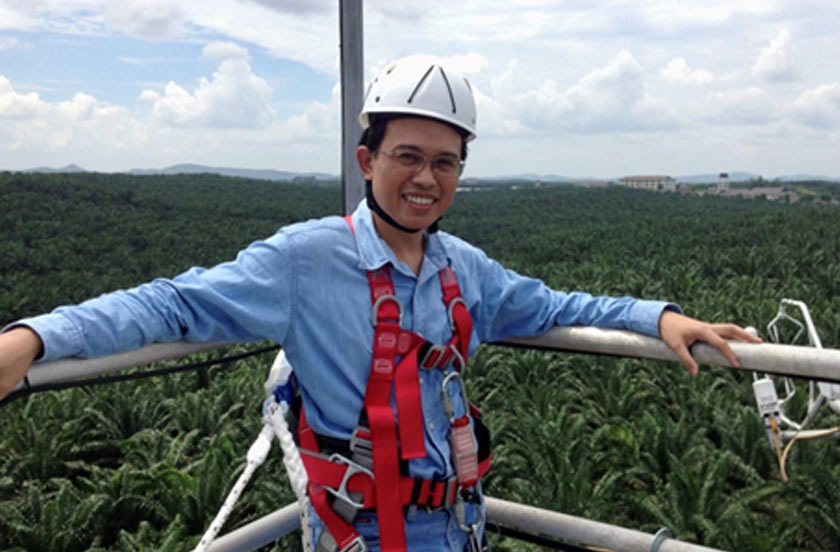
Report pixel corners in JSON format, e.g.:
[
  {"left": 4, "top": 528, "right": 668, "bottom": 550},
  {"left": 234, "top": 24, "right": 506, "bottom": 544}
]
[
  {"left": 671, "top": 342, "right": 699, "bottom": 376},
  {"left": 711, "top": 323, "right": 763, "bottom": 343},
  {"left": 702, "top": 330, "right": 740, "bottom": 368}
]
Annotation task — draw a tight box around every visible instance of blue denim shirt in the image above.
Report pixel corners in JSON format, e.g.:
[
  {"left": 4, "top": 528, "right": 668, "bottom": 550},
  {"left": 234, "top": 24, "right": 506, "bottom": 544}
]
[{"left": 17, "top": 200, "right": 675, "bottom": 550}]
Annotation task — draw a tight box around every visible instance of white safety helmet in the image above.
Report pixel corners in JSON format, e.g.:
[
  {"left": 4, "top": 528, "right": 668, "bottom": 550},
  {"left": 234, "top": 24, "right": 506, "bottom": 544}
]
[{"left": 359, "top": 55, "right": 477, "bottom": 142}]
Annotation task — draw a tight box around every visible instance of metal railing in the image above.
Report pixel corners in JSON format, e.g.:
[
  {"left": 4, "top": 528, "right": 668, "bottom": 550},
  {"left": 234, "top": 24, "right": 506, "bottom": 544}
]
[
  {"left": 17, "top": 326, "right": 840, "bottom": 393},
  {"left": 205, "top": 498, "right": 725, "bottom": 552},
  {"left": 11, "top": 327, "right": 840, "bottom": 550}
]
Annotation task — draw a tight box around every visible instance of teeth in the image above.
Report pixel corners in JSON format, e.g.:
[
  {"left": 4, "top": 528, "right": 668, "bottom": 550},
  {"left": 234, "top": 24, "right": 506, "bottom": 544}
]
[{"left": 405, "top": 194, "right": 434, "bottom": 205}]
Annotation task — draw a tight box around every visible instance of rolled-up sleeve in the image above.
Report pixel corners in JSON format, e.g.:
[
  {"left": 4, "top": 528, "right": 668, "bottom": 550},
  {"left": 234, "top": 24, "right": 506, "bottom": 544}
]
[
  {"left": 463, "top": 248, "right": 679, "bottom": 342},
  {"left": 8, "top": 232, "right": 296, "bottom": 361}
]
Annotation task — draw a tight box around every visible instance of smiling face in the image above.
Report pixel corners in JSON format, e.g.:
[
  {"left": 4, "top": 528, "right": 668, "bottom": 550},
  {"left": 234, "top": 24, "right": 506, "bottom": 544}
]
[{"left": 357, "top": 117, "right": 463, "bottom": 234}]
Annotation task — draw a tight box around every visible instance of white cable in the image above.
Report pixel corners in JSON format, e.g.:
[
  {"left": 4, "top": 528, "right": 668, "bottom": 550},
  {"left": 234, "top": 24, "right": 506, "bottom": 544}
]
[{"left": 193, "top": 424, "right": 275, "bottom": 552}]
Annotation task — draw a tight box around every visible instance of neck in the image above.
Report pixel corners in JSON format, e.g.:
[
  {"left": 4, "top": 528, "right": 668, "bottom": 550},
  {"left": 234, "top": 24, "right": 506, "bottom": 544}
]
[{"left": 372, "top": 213, "right": 425, "bottom": 275}]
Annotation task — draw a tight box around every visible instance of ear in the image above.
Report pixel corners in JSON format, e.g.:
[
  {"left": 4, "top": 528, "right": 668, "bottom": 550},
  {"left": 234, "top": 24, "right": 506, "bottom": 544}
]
[{"left": 356, "top": 145, "right": 375, "bottom": 180}]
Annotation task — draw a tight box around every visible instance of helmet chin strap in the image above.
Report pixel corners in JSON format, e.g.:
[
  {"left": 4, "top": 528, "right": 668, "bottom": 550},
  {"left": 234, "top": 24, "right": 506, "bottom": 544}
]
[{"left": 365, "top": 181, "right": 441, "bottom": 234}]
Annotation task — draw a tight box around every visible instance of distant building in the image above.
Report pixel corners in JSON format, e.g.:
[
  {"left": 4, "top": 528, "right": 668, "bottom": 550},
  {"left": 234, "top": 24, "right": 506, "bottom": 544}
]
[
  {"left": 717, "top": 172, "right": 729, "bottom": 192},
  {"left": 618, "top": 175, "right": 676, "bottom": 192}
]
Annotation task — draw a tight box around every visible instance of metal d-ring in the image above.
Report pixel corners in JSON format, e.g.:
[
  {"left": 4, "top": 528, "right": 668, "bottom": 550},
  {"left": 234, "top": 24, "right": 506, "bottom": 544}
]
[{"left": 371, "top": 294, "right": 403, "bottom": 327}]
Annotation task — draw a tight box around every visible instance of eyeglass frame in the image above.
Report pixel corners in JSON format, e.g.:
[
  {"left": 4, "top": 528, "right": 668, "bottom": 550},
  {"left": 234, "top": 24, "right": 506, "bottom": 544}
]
[{"left": 376, "top": 147, "right": 465, "bottom": 177}]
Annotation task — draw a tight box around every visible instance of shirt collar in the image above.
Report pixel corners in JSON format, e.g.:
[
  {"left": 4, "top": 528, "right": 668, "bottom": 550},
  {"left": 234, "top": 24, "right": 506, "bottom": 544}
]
[{"left": 350, "top": 200, "right": 450, "bottom": 280}]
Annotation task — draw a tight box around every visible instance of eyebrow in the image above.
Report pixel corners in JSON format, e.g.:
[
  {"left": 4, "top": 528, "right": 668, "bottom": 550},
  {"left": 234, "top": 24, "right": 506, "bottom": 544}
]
[{"left": 392, "top": 144, "right": 460, "bottom": 158}]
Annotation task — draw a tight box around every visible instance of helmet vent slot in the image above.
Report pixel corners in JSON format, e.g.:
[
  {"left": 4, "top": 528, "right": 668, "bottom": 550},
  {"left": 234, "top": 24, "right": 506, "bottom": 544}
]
[
  {"left": 407, "top": 64, "right": 435, "bottom": 104},
  {"left": 438, "top": 67, "right": 457, "bottom": 114}
]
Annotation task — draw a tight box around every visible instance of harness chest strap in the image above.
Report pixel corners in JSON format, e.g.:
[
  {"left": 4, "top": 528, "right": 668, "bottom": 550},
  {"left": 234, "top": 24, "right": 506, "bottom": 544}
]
[{"left": 299, "top": 215, "right": 483, "bottom": 552}]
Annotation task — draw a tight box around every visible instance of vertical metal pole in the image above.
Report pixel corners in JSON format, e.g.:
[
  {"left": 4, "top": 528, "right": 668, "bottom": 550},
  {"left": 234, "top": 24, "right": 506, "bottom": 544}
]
[{"left": 340, "top": 0, "right": 365, "bottom": 215}]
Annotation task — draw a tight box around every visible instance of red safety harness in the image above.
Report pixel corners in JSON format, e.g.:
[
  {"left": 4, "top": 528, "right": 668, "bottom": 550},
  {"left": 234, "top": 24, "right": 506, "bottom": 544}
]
[{"left": 295, "top": 216, "right": 491, "bottom": 552}]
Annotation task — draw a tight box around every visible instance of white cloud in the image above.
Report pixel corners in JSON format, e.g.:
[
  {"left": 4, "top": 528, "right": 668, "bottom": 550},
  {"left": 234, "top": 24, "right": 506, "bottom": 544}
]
[
  {"left": 243, "top": 0, "right": 333, "bottom": 15},
  {"left": 202, "top": 41, "right": 250, "bottom": 62},
  {"left": 180, "top": 0, "right": 338, "bottom": 75},
  {"left": 752, "top": 30, "right": 797, "bottom": 82},
  {"left": 0, "top": 73, "right": 142, "bottom": 168},
  {"left": 661, "top": 58, "right": 714, "bottom": 85},
  {"left": 57, "top": 92, "right": 98, "bottom": 120},
  {"left": 3, "top": 1, "right": 840, "bottom": 176},
  {"left": 706, "top": 87, "right": 776, "bottom": 125},
  {"left": 442, "top": 52, "right": 488, "bottom": 75},
  {"left": 104, "top": 0, "right": 184, "bottom": 39},
  {"left": 0, "top": 75, "right": 46, "bottom": 118},
  {"left": 141, "top": 56, "right": 275, "bottom": 128},
  {"left": 510, "top": 50, "right": 677, "bottom": 133},
  {"left": 472, "top": 85, "right": 523, "bottom": 137},
  {"left": 789, "top": 83, "right": 840, "bottom": 129},
  {"left": 119, "top": 56, "right": 189, "bottom": 66},
  {"left": 276, "top": 82, "right": 340, "bottom": 140},
  {"left": 0, "top": 37, "right": 30, "bottom": 49}
]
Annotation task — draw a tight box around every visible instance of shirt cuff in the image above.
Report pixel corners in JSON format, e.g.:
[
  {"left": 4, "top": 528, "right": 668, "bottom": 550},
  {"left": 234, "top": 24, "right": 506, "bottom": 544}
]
[
  {"left": 2, "top": 313, "right": 84, "bottom": 362},
  {"left": 629, "top": 300, "right": 682, "bottom": 337}
]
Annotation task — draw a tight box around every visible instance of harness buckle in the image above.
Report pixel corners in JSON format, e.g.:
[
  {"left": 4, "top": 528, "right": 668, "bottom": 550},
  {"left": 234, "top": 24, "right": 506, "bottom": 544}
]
[
  {"left": 325, "top": 453, "right": 374, "bottom": 515},
  {"left": 349, "top": 426, "right": 374, "bottom": 470},
  {"left": 316, "top": 532, "right": 369, "bottom": 552},
  {"left": 423, "top": 475, "right": 459, "bottom": 513},
  {"left": 371, "top": 294, "right": 403, "bottom": 327},
  {"left": 420, "top": 343, "right": 449, "bottom": 370},
  {"left": 339, "top": 535, "right": 369, "bottom": 552}
]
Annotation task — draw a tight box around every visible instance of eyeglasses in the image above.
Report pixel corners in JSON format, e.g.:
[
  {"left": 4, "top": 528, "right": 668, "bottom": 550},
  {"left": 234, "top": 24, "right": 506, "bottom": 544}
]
[{"left": 378, "top": 148, "right": 465, "bottom": 177}]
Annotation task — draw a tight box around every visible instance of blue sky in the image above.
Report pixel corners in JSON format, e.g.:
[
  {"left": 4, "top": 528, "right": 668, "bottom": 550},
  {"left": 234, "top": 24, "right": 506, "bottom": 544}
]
[{"left": 1, "top": 1, "right": 839, "bottom": 179}]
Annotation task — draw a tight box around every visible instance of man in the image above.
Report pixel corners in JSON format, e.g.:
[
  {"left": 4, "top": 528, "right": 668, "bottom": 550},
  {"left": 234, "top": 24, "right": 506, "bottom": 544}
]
[{"left": 0, "top": 55, "right": 759, "bottom": 551}]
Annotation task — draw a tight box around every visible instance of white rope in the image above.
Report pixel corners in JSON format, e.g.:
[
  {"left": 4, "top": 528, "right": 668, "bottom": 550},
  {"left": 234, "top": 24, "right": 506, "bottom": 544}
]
[
  {"left": 193, "top": 424, "right": 275, "bottom": 552},
  {"left": 264, "top": 393, "right": 313, "bottom": 551},
  {"left": 263, "top": 350, "right": 312, "bottom": 551},
  {"left": 193, "top": 350, "right": 312, "bottom": 552}
]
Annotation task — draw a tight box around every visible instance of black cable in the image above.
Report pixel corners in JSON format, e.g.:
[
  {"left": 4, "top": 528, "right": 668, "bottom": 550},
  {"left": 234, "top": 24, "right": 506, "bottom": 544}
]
[
  {"left": 0, "top": 344, "right": 280, "bottom": 408},
  {"left": 485, "top": 522, "right": 594, "bottom": 551}
]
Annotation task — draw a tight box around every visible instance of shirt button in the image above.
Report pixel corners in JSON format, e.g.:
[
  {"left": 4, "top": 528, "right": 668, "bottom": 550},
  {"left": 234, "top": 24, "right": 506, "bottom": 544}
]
[
  {"left": 419, "top": 376, "right": 424, "bottom": 384},
  {"left": 428, "top": 422, "right": 435, "bottom": 430}
]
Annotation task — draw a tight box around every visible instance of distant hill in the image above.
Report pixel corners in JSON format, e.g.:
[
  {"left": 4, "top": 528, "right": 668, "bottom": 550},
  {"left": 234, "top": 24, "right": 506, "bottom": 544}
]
[
  {"left": 127, "top": 164, "right": 336, "bottom": 182},
  {"left": 477, "top": 174, "right": 594, "bottom": 183},
  {"left": 24, "top": 163, "right": 87, "bottom": 174},
  {"left": 16, "top": 164, "right": 838, "bottom": 184},
  {"left": 483, "top": 172, "right": 769, "bottom": 185},
  {"left": 777, "top": 174, "right": 840, "bottom": 183},
  {"left": 674, "top": 172, "right": 840, "bottom": 184}
]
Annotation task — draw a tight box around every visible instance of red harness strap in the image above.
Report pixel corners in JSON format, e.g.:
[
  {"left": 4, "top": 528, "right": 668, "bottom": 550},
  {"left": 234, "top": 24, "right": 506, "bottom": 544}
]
[
  {"left": 364, "top": 264, "right": 411, "bottom": 550},
  {"left": 300, "top": 215, "right": 482, "bottom": 552}
]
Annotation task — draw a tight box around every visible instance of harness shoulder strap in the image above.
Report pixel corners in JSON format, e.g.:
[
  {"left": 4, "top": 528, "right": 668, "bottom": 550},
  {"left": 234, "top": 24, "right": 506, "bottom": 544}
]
[{"left": 300, "top": 214, "right": 482, "bottom": 552}]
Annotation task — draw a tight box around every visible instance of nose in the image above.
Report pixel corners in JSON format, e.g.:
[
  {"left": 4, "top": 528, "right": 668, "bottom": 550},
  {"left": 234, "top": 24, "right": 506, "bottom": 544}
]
[{"left": 411, "top": 159, "right": 437, "bottom": 187}]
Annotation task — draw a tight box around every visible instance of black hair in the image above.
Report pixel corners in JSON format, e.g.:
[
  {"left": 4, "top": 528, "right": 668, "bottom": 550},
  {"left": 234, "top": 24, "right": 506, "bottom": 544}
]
[{"left": 358, "top": 114, "right": 469, "bottom": 161}]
